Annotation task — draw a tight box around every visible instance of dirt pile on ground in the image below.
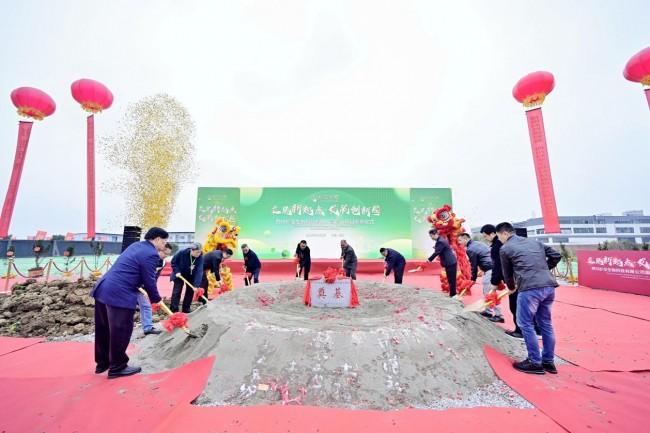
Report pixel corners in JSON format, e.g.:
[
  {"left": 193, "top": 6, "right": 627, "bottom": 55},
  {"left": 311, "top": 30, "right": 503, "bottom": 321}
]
[
  {"left": 135, "top": 280, "right": 528, "bottom": 410},
  {"left": 0, "top": 279, "right": 97, "bottom": 337}
]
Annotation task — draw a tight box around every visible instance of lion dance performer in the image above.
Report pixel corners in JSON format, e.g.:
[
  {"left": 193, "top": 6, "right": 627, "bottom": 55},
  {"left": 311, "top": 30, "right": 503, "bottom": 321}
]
[
  {"left": 202, "top": 217, "right": 240, "bottom": 295},
  {"left": 427, "top": 205, "right": 474, "bottom": 295}
]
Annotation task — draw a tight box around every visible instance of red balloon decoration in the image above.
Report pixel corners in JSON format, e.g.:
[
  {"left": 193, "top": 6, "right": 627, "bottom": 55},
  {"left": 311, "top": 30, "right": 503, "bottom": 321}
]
[
  {"left": 71, "top": 78, "right": 113, "bottom": 113},
  {"left": 623, "top": 47, "right": 650, "bottom": 86},
  {"left": 10, "top": 87, "right": 56, "bottom": 120},
  {"left": 512, "top": 71, "right": 555, "bottom": 108}
]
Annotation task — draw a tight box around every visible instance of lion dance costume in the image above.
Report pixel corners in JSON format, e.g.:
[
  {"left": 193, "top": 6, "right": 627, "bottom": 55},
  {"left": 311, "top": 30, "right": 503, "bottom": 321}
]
[
  {"left": 427, "top": 205, "right": 474, "bottom": 295},
  {"left": 202, "top": 217, "right": 241, "bottom": 295}
]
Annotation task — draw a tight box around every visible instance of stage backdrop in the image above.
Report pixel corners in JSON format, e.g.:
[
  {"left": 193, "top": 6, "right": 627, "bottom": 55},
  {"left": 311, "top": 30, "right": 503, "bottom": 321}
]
[{"left": 195, "top": 187, "right": 452, "bottom": 259}]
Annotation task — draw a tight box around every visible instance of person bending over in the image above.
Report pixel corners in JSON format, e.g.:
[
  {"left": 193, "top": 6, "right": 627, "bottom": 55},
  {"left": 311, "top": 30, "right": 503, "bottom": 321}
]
[
  {"left": 170, "top": 242, "right": 204, "bottom": 313},
  {"left": 137, "top": 242, "right": 172, "bottom": 335},
  {"left": 427, "top": 228, "right": 458, "bottom": 297},
  {"left": 380, "top": 247, "right": 406, "bottom": 284},
  {"left": 340, "top": 240, "right": 358, "bottom": 280},
  {"left": 295, "top": 240, "right": 311, "bottom": 280},
  {"left": 200, "top": 247, "right": 233, "bottom": 301},
  {"left": 242, "top": 244, "right": 261, "bottom": 285}
]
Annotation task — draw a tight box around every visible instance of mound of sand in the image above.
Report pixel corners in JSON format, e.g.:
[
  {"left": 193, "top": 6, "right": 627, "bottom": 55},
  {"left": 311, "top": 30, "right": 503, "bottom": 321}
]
[{"left": 135, "top": 280, "right": 527, "bottom": 410}]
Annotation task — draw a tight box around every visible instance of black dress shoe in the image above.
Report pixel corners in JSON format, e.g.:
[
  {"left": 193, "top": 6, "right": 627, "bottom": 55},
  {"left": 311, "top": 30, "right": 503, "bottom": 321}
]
[
  {"left": 144, "top": 328, "right": 162, "bottom": 335},
  {"left": 542, "top": 361, "right": 558, "bottom": 374},
  {"left": 480, "top": 311, "right": 493, "bottom": 318},
  {"left": 95, "top": 365, "right": 109, "bottom": 374},
  {"left": 108, "top": 365, "right": 142, "bottom": 379},
  {"left": 513, "top": 359, "right": 545, "bottom": 375},
  {"left": 505, "top": 330, "right": 524, "bottom": 339},
  {"left": 488, "top": 315, "right": 505, "bottom": 323}
]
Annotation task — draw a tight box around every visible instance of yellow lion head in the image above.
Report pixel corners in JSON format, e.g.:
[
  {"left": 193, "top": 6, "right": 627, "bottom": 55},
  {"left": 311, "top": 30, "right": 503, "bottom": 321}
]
[{"left": 203, "top": 217, "right": 241, "bottom": 253}]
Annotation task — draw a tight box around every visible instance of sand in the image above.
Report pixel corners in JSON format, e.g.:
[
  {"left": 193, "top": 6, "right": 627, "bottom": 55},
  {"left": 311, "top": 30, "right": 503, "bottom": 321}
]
[{"left": 134, "top": 280, "right": 528, "bottom": 410}]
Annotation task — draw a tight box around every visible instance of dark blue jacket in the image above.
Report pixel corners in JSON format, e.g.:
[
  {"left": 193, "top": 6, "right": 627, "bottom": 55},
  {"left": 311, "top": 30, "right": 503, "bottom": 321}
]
[
  {"left": 90, "top": 241, "right": 162, "bottom": 309},
  {"left": 465, "top": 240, "right": 493, "bottom": 281},
  {"left": 171, "top": 248, "right": 204, "bottom": 287},
  {"left": 203, "top": 250, "right": 224, "bottom": 274},
  {"left": 384, "top": 248, "right": 406, "bottom": 275},
  {"left": 244, "top": 249, "right": 262, "bottom": 272},
  {"left": 500, "top": 235, "right": 561, "bottom": 292},
  {"left": 428, "top": 237, "right": 457, "bottom": 267}
]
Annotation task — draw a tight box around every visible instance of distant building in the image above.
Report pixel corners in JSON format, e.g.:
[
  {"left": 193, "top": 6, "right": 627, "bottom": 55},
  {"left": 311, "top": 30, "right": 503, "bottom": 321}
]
[
  {"left": 473, "top": 211, "right": 650, "bottom": 246},
  {"left": 72, "top": 231, "right": 196, "bottom": 249}
]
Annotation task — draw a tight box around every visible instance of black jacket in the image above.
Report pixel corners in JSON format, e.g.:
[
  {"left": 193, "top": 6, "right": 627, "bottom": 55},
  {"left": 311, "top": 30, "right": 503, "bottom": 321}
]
[
  {"left": 244, "top": 249, "right": 262, "bottom": 272},
  {"left": 203, "top": 250, "right": 224, "bottom": 274},
  {"left": 500, "top": 235, "right": 561, "bottom": 292},
  {"left": 384, "top": 248, "right": 406, "bottom": 275},
  {"left": 295, "top": 245, "right": 311, "bottom": 267},
  {"left": 171, "top": 248, "right": 204, "bottom": 287},
  {"left": 341, "top": 245, "right": 358, "bottom": 269},
  {"left": 428, "top": 237, "right": 457, "bottom": 267},
  {"left": 465, "top": 240, "right": 493, "bottom": 281},
  {"left": 490, "top": 237, "right": 504, "bottom": 286}
]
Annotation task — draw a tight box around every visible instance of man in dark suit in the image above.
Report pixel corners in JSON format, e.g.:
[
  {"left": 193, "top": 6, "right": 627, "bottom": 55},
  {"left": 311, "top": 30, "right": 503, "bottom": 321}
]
[
  {"left": 295, "top": 240, "right": 311, "bottom": 280},
  {"left": 199, "top": 247, "right": 233, "bottom": 301},
  {"left": 426, "top": 228, "right": 458, "bottom": 297},
  {"left": 242, "top": 244, "right": 261, "bottom": 285},
  {"left": 90, "top": 227, "right": 168, "bottom": 379},
  {"left": 380, "top": 247, "right": 406, "bottom": 284},
  {"left": 340, "top": 240, "right": 358, "bottom": 280},
  {"left": 170, "top": 242, "right": 204, "bottom": 313}
]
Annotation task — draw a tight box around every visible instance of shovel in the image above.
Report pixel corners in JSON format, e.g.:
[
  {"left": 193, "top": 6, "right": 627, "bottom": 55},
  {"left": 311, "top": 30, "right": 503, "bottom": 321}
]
[
  {"left": 463, "top": 289, "right": 510, "bottom": 313},
  {"left": 175, "top": 273, "right": 210, "bottom": 303},
  {"left": 138, "top": 287, "right": 197, "bottom": 337}
]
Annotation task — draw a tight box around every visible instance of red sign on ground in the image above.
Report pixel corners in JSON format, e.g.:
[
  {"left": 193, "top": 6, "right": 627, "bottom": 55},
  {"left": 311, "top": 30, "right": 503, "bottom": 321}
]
[{"left": 577, "top": 250, "right": 650, "bottom": 296}]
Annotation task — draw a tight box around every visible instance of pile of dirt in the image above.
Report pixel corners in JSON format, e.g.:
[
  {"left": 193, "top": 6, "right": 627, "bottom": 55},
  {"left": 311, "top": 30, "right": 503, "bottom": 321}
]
[
  {"left": 0, "top": 279, "right": 97, "bottom": 337},
  {"left": 135, "top": 280, "right": 528, "bottom": 410}
]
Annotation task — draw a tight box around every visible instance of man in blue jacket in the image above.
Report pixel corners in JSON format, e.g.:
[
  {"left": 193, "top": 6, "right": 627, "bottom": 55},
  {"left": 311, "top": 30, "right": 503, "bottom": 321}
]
[
  {"left": 242, "top": 244, "right": 261, "bottom": 285},
  {"left": 90, "top": 227, "right": 168, "bottom": 379},
  {"left": 170, "top": 242, "right": 204, "bottom": 313},
  {"left": 380, "top": 247, "right": 406, "bottom": 284},
  {"left": 426, "top": 228, "right": 458, "bottom": 297}
]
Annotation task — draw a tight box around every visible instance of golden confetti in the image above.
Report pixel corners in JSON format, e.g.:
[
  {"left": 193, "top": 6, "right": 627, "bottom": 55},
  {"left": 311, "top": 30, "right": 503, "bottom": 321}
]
[{"left": 101, "top": 94, "right": 195, "bottom": 229}]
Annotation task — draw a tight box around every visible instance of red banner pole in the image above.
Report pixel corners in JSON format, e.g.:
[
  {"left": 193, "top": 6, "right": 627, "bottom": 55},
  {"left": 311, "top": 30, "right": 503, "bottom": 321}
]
[
  {"left": 525, "top": 108, "right": 560, "bottom": 234},
  {"left": 645, "top": 88, "right": 650, "bottom": 111},
  {"left": 0, "top": 121, "right": 34, "bottom": 238},
  {"left": 87, "top": 114, "right": 96, "bottom": 239}
]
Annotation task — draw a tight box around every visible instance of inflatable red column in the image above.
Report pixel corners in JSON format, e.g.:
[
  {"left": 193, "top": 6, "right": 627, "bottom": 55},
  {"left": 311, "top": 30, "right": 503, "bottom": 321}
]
[
  {"left": 623, "top": 47, "right": 650, "bottom": 111},
  {"left": 86, "top": 114, "right": 96, "bottom": 239},
  {"left": 0, "top": 88, "right": 56, "bottom": 238},
  {"left": 71, "top": 79, "right": 113, "bottom": 239},
  {"left": 513, "top": 71, "right": 560, "bottom": 234}
]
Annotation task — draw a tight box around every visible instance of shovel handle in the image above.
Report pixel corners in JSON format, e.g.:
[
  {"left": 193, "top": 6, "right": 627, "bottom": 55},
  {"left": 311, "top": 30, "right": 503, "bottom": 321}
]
[{"left": 138, "top": 287, "right": 192, "bottom": 335}]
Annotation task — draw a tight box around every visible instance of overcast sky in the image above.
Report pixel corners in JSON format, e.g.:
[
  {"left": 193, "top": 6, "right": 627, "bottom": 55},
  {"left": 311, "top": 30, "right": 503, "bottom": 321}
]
[{"left": 1, "top": 1, "right": 648, "bottom": 237}]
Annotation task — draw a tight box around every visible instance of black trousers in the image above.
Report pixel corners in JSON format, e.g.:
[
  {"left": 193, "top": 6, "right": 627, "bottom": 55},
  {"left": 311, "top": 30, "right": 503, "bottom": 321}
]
[
  {"left": 344, "top": 264, "right": 357, "bottom": 280},
  {"left": 171, "top": 279, "right": 193, "bottom": 313},
  {"left": 509, "top": 289, "right": 541, "bottom": 334},
  {"left": 299, "top": 264, "right": 311, "bottom": 280},
  {"left": 94, "top": 300, "right": 135, "bottom": 373},
  {"left": 393, "top": 265, "right": 405, "bottom": 284},
  {"left": 445, "top": 263, "right": 457, "bottom": 297}
]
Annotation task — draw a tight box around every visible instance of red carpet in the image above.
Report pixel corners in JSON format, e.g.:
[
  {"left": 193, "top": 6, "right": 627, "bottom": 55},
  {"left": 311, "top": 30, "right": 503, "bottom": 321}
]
[
  {"left": 555, "top": 285, "right": 650, "bottom": 321},
  {"left": 486, "top": 346, "right": 650, "bottom": 433},
  {"left": 0, "top": 356, "right": 214, "bottom": 433},
  {"left": 551, "top": 301, "right": 650, "bottom": 372},
  {"left": 0, "top": 336, "right": 43, "bottom": 355}
]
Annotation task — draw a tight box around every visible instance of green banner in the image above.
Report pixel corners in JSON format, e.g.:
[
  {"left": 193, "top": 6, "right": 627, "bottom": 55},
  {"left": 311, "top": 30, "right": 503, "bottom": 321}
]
[{"left": 195, "top": 187, "right": 452, "bottom": 259}]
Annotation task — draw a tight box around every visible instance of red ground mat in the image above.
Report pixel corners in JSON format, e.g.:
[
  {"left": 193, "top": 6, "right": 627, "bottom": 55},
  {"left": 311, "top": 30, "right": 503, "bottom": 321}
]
[
  {"left": 552, "top": 301, "right": 650, "bottom": 371},
  {"left": 556, "top": 285, "right": 650, "bottom": 321},
  {"left": 485, "top": 346, "right": 650, "bottom": 433},
  {"left": 0, "top": 336, "right": 43, "bottom": 356},
  {"left": 0, "top": 355, "right": 214, "bottom": 433},
  {"left": 152, "top": 405, "right": 564, "bottom": 433}
]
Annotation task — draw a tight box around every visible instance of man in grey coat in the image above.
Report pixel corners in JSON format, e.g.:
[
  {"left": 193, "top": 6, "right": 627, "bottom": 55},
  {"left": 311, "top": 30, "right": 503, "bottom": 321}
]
[
  {"left": 497, "top": 222, "right": 561, "bottom": 375},
  {"left": 458, "top": 233, "right": 502, "bottom": 322},
  {"left": 340, "top": 239, "right": 358, "bottom": 280}
]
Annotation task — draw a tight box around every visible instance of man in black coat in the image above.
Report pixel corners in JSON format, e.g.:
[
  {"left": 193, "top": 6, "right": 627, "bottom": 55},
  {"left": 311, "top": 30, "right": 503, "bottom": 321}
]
[
  {"left": 426, "top": 228, "right": 458, "bottom": 297},
  {"left": 170, "top": 242, "right": 204, "bottom": 313},
  {"left": 380, "top": 247, "right": 406, "bottom": 284},
  {"left": 295, "top": 240, "right": 311, "bottom": 280},
  {"left": 199, "top": 248, "right": 233, "bottom": 302},
  {"left": 340, "top": 240, "right": 358, "bottom": 280},
  {"left": 242, "top": 244, "right": 261, "bottom": 285}
]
